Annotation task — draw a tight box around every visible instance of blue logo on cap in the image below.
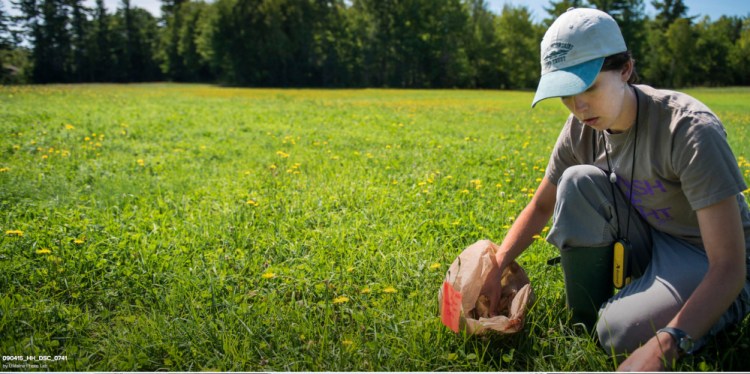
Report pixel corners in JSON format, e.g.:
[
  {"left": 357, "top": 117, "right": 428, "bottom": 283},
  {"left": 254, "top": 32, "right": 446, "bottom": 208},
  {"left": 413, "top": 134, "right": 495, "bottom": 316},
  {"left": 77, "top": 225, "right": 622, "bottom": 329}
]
[{"left": 543, "top": 42, "right": 574, "bottom": 68}]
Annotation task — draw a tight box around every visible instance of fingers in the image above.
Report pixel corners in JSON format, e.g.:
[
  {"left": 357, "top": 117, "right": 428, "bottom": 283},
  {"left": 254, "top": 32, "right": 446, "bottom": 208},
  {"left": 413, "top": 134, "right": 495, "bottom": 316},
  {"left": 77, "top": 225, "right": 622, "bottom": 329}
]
[{"left": 488, "top": 293, "right": 499, "bottom": 317}]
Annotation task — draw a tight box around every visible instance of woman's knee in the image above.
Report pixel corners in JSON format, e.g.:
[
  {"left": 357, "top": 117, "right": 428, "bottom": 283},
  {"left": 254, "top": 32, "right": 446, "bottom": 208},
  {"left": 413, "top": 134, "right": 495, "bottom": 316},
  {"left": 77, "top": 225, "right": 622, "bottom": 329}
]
[
  {"left": 558, "top": 164, "right": 604, "bottom": 184},
  {"left": 557, "top": 165, "right": 609, "bottom": 202},
  {"left": 595, "top": 305, "right": 664, "bottom": 355},
  {"left": 596, "top": 314, "right": 634, "bottom": 355},
  {"left": 595, "top": 283, "right": 681, "bottom": 355}
]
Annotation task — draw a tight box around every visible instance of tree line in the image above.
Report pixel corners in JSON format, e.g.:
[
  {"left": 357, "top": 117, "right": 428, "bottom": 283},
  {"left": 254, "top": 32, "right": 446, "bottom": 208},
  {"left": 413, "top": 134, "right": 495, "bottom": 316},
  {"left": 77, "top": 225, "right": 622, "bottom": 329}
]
[{"left": 1, "top": 0, "right": 749, "bottom": 88}]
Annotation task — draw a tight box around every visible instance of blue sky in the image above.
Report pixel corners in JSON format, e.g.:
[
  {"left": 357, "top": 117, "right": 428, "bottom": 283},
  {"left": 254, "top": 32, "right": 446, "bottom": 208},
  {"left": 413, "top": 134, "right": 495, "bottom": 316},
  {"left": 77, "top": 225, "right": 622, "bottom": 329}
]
[
  {"left": 105, "top": 0, "right": 750, "bottom": 20},
  {"left": 486, "top": 0, "right": 750, "bottom": 22}
]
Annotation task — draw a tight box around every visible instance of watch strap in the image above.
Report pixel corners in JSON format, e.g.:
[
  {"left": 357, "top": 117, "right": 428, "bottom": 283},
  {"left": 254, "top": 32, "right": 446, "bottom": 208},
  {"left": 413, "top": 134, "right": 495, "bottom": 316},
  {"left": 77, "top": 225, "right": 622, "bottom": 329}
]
[{"left": 657, "top": 327, "right": 695, "bottom": 355}]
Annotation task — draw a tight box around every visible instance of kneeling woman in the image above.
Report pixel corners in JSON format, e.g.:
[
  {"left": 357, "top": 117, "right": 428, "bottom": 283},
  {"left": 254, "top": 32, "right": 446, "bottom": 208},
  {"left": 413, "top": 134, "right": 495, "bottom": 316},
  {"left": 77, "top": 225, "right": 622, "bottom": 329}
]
[{"left": 480, "top": 7, "right": 750, "bottom": 371}]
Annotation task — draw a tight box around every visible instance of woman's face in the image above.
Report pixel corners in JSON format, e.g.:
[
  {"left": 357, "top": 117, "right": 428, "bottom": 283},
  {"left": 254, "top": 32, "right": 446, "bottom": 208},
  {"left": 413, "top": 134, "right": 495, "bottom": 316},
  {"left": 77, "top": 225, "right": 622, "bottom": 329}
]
[{"left": 561, "top": 65, "right": 635, "bottom": 133}]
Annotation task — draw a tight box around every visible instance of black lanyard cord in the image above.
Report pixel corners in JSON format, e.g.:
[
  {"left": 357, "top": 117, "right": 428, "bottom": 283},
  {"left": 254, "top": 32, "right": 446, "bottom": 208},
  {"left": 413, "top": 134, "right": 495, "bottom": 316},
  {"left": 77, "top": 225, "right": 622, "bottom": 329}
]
[{"left": 599, "top": 85, "right": 639, "bottom": 240}]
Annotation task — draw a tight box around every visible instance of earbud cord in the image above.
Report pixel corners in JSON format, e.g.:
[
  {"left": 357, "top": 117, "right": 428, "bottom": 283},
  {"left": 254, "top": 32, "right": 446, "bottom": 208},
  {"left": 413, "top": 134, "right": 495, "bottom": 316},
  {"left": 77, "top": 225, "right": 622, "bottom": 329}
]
[{"left": 602, "top": 86, "right": 639, "bottom": 239}]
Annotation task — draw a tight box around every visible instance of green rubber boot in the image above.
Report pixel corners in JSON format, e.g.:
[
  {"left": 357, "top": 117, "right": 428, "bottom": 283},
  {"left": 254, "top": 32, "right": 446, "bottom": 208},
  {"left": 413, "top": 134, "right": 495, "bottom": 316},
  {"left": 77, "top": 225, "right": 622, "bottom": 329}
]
[{"left": 560, "top": 245, "right": 613, "bottom": 331}]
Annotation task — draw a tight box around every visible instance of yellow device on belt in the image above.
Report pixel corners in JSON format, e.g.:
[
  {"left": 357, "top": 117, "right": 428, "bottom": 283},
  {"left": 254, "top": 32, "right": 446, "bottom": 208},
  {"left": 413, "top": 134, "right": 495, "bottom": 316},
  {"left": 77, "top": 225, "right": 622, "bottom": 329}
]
[{"left": 613, "top": 240, "right": 631, "bottom": 289}]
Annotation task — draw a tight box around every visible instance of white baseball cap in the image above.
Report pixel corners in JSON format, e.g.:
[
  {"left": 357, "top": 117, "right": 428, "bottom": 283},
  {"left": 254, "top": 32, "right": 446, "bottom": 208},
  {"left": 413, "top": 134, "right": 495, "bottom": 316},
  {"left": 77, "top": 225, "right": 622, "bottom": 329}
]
[{"left": 531, "top": 8, "right": 627, "bottom": 108}]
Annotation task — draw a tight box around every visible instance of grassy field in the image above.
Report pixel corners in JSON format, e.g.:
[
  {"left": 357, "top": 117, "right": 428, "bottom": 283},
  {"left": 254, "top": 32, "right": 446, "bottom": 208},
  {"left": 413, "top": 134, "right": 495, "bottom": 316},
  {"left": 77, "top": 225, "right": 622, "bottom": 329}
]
[{"left": 1, "top": 84, "right": 749, "bottom": 371}]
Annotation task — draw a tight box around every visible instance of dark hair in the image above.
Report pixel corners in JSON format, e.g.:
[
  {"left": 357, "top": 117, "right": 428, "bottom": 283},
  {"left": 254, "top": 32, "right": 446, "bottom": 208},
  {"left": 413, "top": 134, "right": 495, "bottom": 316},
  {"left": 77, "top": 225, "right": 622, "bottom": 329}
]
[{"left": 601, "top": 51, "right": 639, "bottom": 84}]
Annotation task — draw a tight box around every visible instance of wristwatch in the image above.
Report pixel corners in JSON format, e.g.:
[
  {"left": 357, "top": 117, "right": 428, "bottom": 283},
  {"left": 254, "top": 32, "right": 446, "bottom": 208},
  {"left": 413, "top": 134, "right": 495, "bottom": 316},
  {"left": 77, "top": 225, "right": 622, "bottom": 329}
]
[{"left": 657, "top": 327, "right": 696, "bottom": 355}]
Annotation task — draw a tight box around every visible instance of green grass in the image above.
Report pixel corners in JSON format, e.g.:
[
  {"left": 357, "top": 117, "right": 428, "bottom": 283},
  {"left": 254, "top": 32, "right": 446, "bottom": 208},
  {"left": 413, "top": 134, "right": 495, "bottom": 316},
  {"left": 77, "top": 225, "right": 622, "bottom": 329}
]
[{"left": 1, "top": 84, "right": 749, "bottom": 371}]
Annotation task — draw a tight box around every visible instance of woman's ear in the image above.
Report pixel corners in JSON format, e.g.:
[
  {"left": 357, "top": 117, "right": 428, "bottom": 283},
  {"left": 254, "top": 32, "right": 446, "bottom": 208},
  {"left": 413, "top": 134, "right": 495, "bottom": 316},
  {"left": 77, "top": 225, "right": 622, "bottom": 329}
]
[{"left": 621, "top": 59, "right": 634, "bottom": 82}]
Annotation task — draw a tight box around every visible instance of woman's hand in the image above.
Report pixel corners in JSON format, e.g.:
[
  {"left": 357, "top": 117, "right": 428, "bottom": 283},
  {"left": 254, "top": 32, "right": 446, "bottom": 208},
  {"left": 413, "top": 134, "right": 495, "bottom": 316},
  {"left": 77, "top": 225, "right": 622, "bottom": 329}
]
[
  {"left": 617, "top": 332, "right": 678, "bottom": 371},
  {"left": 478, "top": 263, "right": 505, "bottom": 317},
  {"left": 475, "top": 177, "right": 556, "bottom": 317}
]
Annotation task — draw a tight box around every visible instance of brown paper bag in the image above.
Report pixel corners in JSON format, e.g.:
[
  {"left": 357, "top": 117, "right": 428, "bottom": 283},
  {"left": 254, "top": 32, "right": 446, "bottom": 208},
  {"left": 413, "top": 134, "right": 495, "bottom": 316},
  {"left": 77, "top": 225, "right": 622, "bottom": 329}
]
[{"left": 438, "top": 239, "right": 534, "bottom": 335}]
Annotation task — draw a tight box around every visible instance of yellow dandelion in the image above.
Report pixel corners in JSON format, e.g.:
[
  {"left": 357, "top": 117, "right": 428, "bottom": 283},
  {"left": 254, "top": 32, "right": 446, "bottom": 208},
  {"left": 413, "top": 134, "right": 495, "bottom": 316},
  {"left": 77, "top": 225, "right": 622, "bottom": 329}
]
[
  {"left": 73, "top": 238, "right": 85, "bottom": 244},
  {"left": 460, "top": 189, "right": 470, "bottom": 194},
  {"left": 261, "top": 272, "right": 276, "bottom": 279},
  {"left": 532, "top": 234, "right": 543, "bottom": 240},
  {"left": 136, "top": 159, "right": 145, "bottom": 166},
  {"left": 0, "top": 167, "right": 9, "bottom": 172},
  {"left": 429, "top": 263, "right": 441, "bottom": 270},
  {"left": 360, "top": 287, "right": 371, "bottom": 294},
  {"left": 276, "top": 151, "right": 289, "bottom": 158},
  {"left": 333, "top": 296, "right": 349, "bottom": 304},
  {"left": 247, "top": 199, "right": 259, "bottom": 206},
  {"left": 5, "top": 230, "right": 23, "bottom": 237},
  {"left": 342, "top": 339, "right": 354, "bottom": 346},
  {"left": 65, "top": 124, "right": 75, "bottom": 130},
  {"left": 36, "top": 248, "right": 51, "bottom": 255},
  {"left": 84, "top": 136, "right": 91, "bottom": 142},
  {"left": 383, "top": 286, "right": 397, "bottom": 294}
]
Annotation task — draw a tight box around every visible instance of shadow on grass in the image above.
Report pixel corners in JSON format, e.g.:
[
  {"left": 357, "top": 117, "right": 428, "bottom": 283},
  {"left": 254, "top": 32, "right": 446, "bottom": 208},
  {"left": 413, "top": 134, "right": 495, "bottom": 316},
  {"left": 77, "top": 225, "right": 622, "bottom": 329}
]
[
  {"left": 680, "top": 314, "right": 750, "bottom": 371},
  {"left": 460, "top": 304, "right": 750, "bottom": 371}
]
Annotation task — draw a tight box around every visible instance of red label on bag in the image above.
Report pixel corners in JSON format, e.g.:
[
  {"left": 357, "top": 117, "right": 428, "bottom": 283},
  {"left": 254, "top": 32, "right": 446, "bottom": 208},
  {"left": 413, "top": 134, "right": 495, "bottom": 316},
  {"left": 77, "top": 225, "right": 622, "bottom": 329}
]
[{"left": 441, "top": 281, "right": 462, "bottom": 333}]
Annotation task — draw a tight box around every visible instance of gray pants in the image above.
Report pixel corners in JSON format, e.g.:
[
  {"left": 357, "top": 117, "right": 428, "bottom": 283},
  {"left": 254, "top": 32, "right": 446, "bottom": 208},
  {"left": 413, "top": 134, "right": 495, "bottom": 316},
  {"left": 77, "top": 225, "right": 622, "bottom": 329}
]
[{"left": 547, "top": 164, "right": 750, "bottom": 354}]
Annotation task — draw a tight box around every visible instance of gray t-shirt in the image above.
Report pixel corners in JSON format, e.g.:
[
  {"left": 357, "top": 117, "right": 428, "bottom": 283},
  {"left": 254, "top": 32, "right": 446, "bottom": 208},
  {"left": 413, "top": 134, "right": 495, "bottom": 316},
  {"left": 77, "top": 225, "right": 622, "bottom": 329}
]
[{"left": 545, "top": 84, "right": 750, "bottom": 250}]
